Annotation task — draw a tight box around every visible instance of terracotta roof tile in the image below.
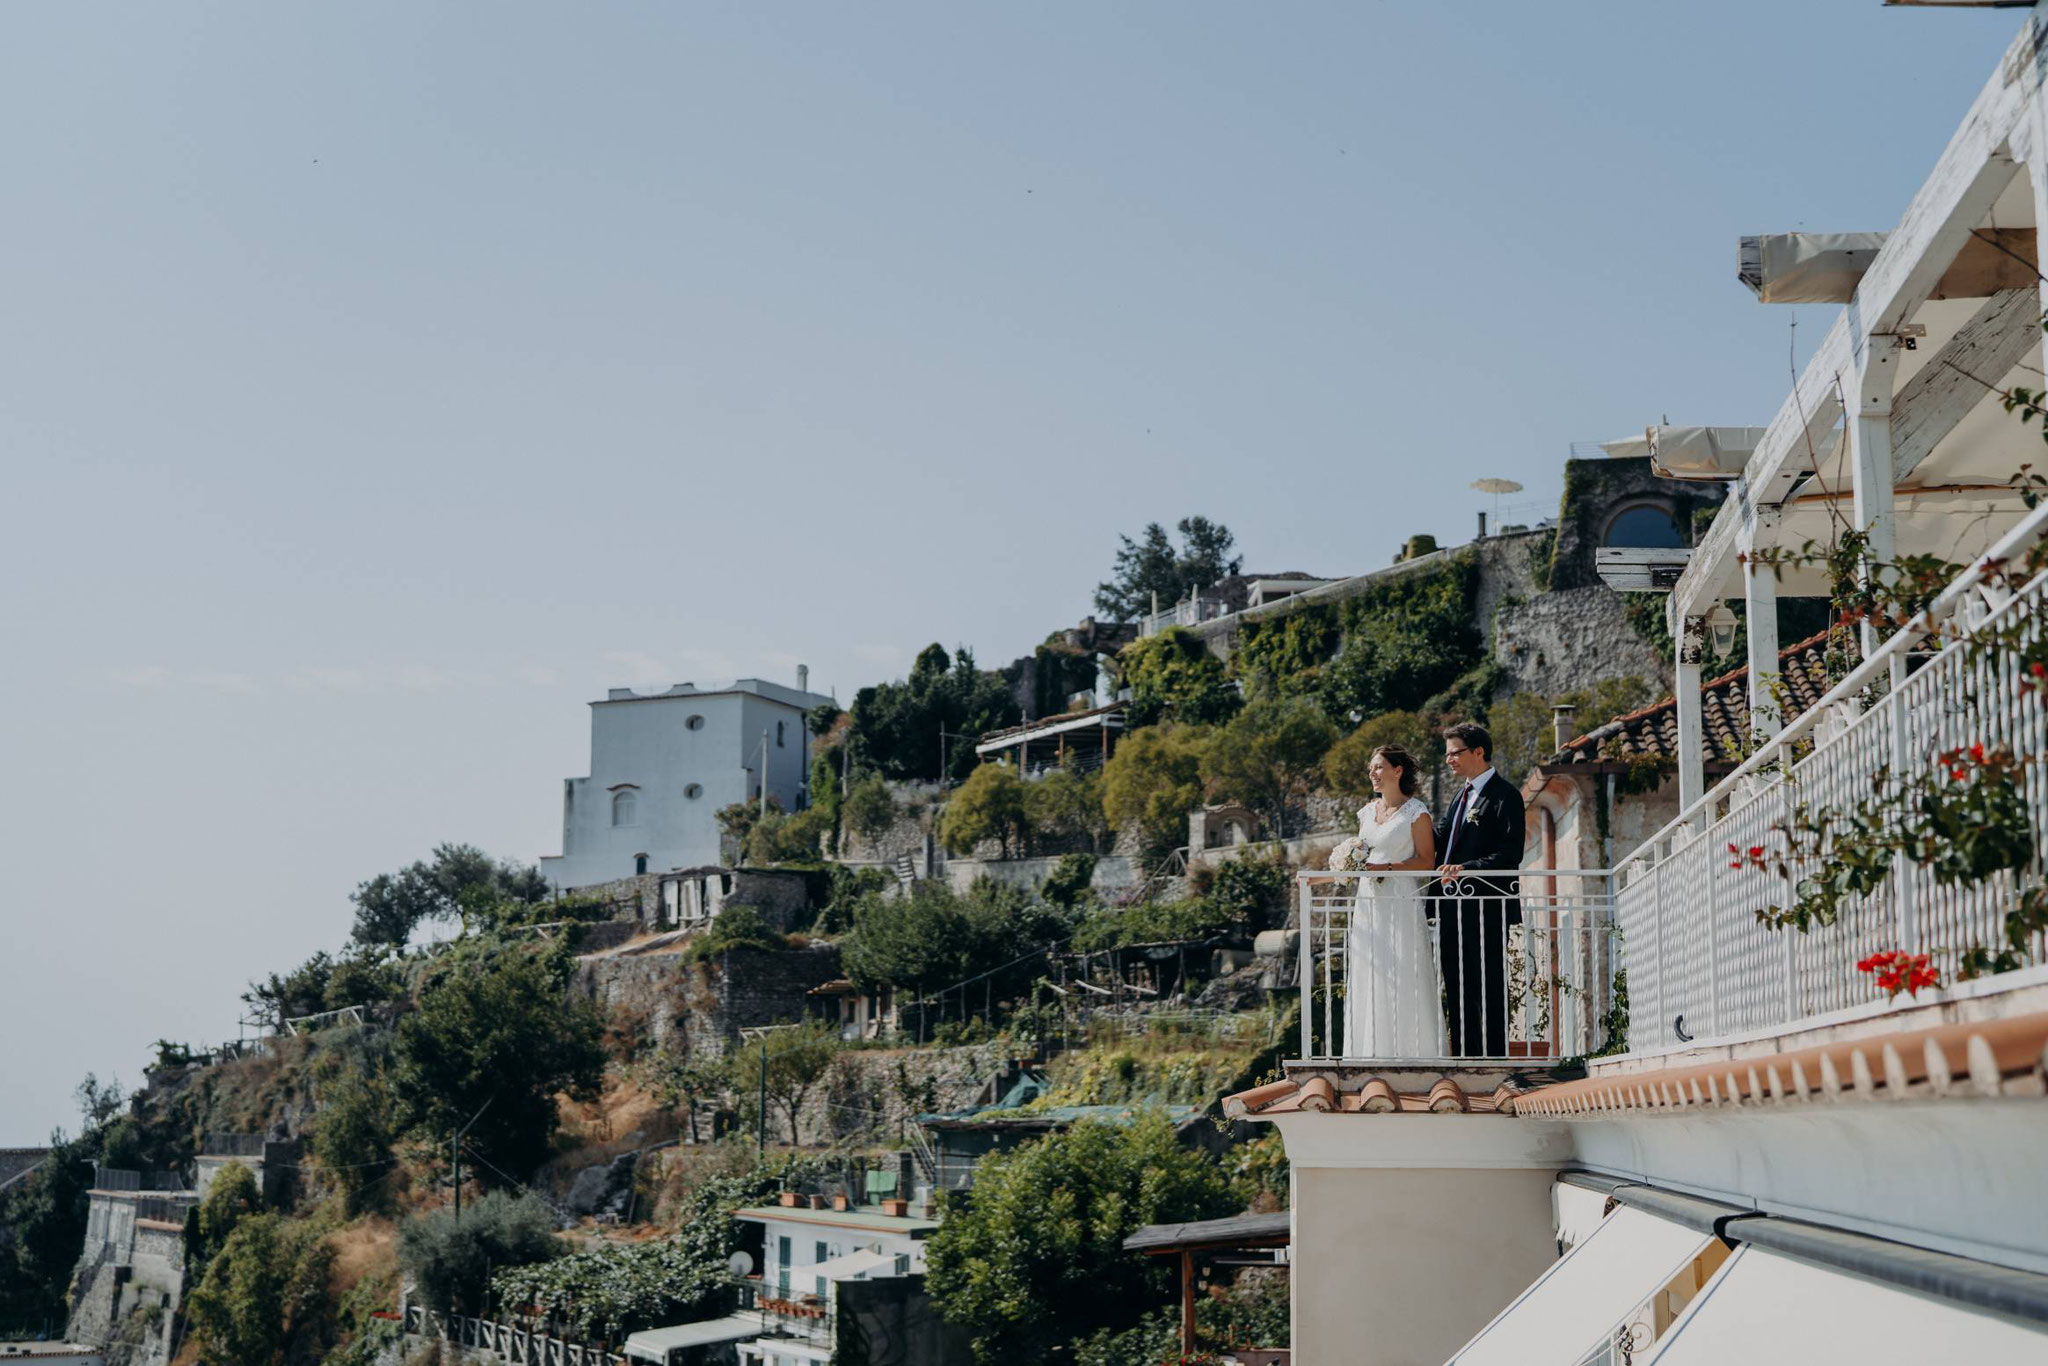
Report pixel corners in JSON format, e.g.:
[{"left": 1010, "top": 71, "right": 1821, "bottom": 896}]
[
  {"left": 1223, "top": 1072, "right": 1528, "bottom": 1118},
  {"left": 1550, "top": 628, "right": 1847, "bottom": 769},
  {"left": 1514, "top": 1010, "right": 2048, "bottom": 1116}
]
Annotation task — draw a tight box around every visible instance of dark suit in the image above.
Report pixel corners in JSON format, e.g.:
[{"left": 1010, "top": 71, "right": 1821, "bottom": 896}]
[{"left": 1431, "top": 772, "right": 1526, "bottom": 1058}]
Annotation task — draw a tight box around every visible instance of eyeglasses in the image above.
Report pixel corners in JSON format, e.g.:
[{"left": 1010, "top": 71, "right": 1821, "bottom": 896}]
[{"left": 1444, "top": 746, "right": 1469, "bottom": 759}]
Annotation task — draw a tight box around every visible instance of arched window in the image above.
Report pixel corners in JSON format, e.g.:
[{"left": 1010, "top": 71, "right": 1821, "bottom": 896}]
[
  {"left": 612, "top": 789, "right": 639, "bottom": 827},
  {"left": 777, "top": 720, "right": 787, "bottom": 748},
  {"left": 634, "top": 854, "right": 649, "bottom": 876},
  {"left": 1603, "top": 503, "right": 1685, "bottom": 549}
]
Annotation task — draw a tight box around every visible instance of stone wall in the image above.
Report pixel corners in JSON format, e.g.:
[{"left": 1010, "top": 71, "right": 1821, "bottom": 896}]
[
  {"left": 571, "top": 942, "right": 844, "bottom": 1061},
  {"left": 688, "top": 1042, "right": 1009, "bottom": 1151},
  {"left": 1493, "top": 585, "right": 1670, "bottom": 697},
  {"left": 836, "top": 781, "right": 942, "bottom": 869},
  {"left": 0, "top": 1148, "right": 47, "bottom": 1193},
  {"left": 936, "top": 853, "right": 1141, "bottom": 896},
  {"left": 562, "top": 873, "right": 663, "bottom": 924}
]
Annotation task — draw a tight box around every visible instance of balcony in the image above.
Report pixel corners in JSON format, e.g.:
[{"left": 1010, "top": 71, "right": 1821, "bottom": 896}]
[
  {"left": 1294, "top": 870, "right": 1618, "bottom": 1067},
  {"left": 1616, "top": 511, "right": 2048, "bottom": 1056}
]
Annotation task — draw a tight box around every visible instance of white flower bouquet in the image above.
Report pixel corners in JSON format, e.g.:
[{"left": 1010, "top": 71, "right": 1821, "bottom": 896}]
[{"left": 1327, "top": 837, "right": 1371, "bottom": 873}]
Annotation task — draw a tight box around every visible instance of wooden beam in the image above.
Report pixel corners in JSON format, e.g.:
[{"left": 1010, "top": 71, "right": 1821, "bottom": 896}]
[
  {"left": 1889, "top": 287, "right": 2041, "bottom": 479},
  {"left": 1180, "top": 1251, "right": 1197, "bottom": 1358}
]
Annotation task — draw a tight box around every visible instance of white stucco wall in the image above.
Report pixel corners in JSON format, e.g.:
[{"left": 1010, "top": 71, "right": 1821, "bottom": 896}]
[
  {"left": 541, "top": 679, "right": 831, "bottom": 891},
  {"left": 744, "top": 1212, "right": 928, "bottom": 1298}
]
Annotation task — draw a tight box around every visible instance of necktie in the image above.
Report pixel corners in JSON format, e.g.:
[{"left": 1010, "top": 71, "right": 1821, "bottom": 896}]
[{"left": 1448, "top": 783, "right": 1474, "bottom": 856}]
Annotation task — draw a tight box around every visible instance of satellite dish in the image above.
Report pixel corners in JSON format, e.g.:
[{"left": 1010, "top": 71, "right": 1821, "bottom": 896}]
[{"left": 727, "top": 1251, "right": 755, "bottom": 1277}]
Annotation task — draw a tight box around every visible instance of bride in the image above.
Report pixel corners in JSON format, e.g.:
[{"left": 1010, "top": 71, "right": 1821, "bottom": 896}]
[{"left": 1338, "top": 744, "right": 1448, "bottom": 1058}]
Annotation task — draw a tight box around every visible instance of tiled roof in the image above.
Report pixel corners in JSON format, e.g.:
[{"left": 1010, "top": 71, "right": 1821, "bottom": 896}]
[
  {"left": 1224, "top": 1073, "right": 1529, "bottom": 1117},
  {"left": 1517, "top": 1010, "right": 2048, "bottom": 1116},
  {"left": 1549, "top": 628, "right": 1844, "bottom": 769}
]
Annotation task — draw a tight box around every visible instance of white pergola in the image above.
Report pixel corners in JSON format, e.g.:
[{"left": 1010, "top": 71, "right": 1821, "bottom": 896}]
[{"left": 1666, "top": 10, "right": 2048, "bottom": 808}]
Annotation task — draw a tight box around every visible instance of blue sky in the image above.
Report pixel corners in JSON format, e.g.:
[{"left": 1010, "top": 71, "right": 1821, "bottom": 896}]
[{"left": 0, "top": 2, "right": 2025, "bottom": 1143}]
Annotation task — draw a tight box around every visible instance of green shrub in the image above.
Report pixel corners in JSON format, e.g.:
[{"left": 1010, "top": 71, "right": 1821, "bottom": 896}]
[
  {"left": 391, "top": 948, "right": 606, "bottom": 1182},
  {"left": 1200, "top": 697, "right": 1339, "bottom": 829},
  {"left": 399, "top": 1193, "right": 562, "bottom": 1317},
  {"left": 313, "top": 1067, "right": 396, "bottom": 1216},
  {"left": 1040, "top": 854, "right": 1099, "bottom": 908},
  {"left": 1101, "top": 724, "right": 1213, "bottom": 854},
  {"left": 940, "top": 764, "right": 1029, "bottom": 856},
  {"left": 684, "top": 905, "right": 790, "bottom": 962},
  {"left": 1121, "top": 627, "right": 1241, "bottom": 727},
  {"left": 925, "top": 1115, "right": 1237, "bottom": 1361}
]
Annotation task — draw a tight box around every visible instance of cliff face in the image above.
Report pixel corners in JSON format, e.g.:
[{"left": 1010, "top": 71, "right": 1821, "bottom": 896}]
[{"left": 571, "top": 941, "right": 846, "bottom": 1061}]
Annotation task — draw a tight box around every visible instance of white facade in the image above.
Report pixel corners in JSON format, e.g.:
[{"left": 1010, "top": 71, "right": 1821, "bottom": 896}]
[
  {"left": 540, "top": 678, "right": 833, "bottom": 892},
  {"left": 738, "top": 1207, "right": 932, "bottom": 1300}
]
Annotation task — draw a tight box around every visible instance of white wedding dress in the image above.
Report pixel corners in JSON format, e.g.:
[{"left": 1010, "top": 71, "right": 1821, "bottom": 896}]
[{"left": 1344, "top": 797, "right": 1449, "bottom": 1058}]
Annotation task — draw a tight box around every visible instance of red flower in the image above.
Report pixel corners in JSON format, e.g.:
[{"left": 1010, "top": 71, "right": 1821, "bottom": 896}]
[
  {"left": 1951, "top": 767, "right": 1969, "bottom": 781},
  {"left": 1748, "top": 846, "right": 1764, "bottom": 860},
  {"left": 1970, "top": 743, "right": 1986, "bottom": 763},
  {"left": 2032, "top": 662, "right": 2047, "bottom": 678}
]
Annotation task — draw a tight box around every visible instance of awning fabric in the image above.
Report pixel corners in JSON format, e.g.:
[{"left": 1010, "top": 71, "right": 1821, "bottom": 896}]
[
  {"left": 1448, "top": 1207, "right": 1713, "bottom": 1364},
  {"left": 1643, "top": 1246, "right": 2048, "bottom": 1361},
  {"left": 622, "top": 1314, "right": 767, "bottom": 1361},
  {"left": 809, "top": 1248, "right": 896, "bottom": 1281}
]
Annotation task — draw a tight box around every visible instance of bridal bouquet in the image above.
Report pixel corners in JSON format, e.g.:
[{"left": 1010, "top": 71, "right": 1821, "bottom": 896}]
[{"left": 1327, "top": 837, "right": 1371, "bottom": 874}]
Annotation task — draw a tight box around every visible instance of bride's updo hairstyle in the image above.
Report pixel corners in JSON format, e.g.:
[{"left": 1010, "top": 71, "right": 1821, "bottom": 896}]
[{"left": 1372, "top": 744, "right": 1421, "bottom": 797}]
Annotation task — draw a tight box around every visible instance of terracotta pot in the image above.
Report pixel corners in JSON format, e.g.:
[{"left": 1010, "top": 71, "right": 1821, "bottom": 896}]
[
  {"left": 831, "top": 1194, "right": 850, "bottom": 1211},
  {"left": 807, "top": 1194, "right": 826, "bottom": 1210},
  {"left": 880, "top": 1197, "right": 908, "bottom": 1217},
  {"left": 778, "top": 1191, "right": 800, "bottom": 1207}
]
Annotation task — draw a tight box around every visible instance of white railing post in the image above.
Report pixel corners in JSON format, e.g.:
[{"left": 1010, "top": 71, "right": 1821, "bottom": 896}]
[
  {"left": 1651, "top": 842, "right": 1667, "bottom": 1050},
  {"left": 1888, "top": 651, "right": 1918, "bottom": 954},
  {"left": 1297, "top": 877, "right": 1314, "bottom": 1060}
]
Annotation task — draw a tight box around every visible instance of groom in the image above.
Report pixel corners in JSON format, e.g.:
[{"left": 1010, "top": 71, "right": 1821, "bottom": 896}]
[{"left": 1432, "top": 722, "right": 1526, "bottom": 1058}]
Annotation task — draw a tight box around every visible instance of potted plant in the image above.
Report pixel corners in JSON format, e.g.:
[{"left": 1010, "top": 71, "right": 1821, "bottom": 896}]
[
  {"left": 778, "top": 1191, "right": 801, "bottom": 1208},
  {"left": 880, "top": 1196, "right": 909, "bottom": 1217},
  {"left": 831, "top": 1193, "right": 850, "bottom": 1211},
  {"left": 807, "top": 1193, "right": 826, "bottom": 1210}
]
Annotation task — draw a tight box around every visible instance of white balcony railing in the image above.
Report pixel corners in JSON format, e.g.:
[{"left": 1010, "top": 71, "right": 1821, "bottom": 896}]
[
  {"left": 1296, "top": 870, "right": 1619, "bottom": 1065},
  {"left": 1618, "top": 505, "right": 2048, "bottom": 1055},
  {"left": 1139, "top": 593, "right": 1232, "bottom": 637}
]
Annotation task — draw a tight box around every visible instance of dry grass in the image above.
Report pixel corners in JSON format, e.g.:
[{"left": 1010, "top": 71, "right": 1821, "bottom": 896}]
[
  {"left": 327, "top": 1217, "right": 399, "bottom": 1301},
  {"left": 537, "top": 1071, "right": 680, "bottom": 1203}
]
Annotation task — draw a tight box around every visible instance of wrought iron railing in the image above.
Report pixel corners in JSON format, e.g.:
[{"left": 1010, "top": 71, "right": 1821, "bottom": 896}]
[
  {"left": 401, "top": 1305, "right": 625, "bottom": 1366},
  {"left": 1295, "top": 870, "right": 1618, "bottom": 1064},
  {"left": 1617, "top": 506, "right": 2048, "bottom": 1054}
]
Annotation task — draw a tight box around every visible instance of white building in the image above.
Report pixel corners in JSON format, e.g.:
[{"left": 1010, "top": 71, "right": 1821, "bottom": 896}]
[{"left": 541, "top": 676, "right": 834, "bottom": 892}]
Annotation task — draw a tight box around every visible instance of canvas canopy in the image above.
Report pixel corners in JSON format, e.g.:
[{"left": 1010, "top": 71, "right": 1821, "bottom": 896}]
[
  {"left": 1644, "top": 1245, "right": 2048, "bottom": 1361},
  {"left": 1447, "top": 1207, "right": 1714, "bottom": 1365},
  {"left": 808, "top": 1248, "right": 897, "bottom": 1281},
  {"left": 621, "top": 1314, "right": 767, "bottom": 1363}
]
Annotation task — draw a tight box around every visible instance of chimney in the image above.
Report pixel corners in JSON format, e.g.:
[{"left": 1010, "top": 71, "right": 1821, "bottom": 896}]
[
  {"left": 797, "top": 664, "right": 809, "bottom": 695},
  {"left": 1551, "top": 703, "right": 1578, "bottom": 754},
  {"left": 1477, "top": 510, "right": 1488, "bottom": 540}
]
